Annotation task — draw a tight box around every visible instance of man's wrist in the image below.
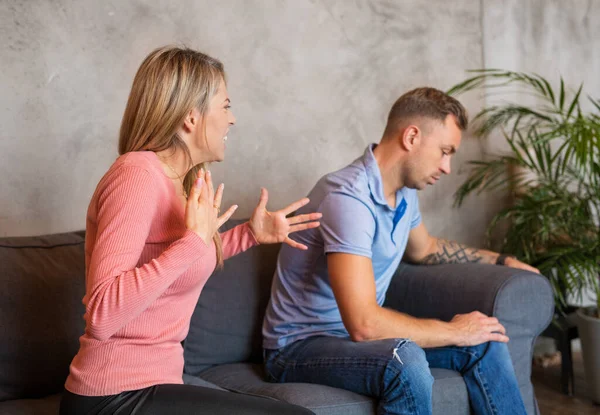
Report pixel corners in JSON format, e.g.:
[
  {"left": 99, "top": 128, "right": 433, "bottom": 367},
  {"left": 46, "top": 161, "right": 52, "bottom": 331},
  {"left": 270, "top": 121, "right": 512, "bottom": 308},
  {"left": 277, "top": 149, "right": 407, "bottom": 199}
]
[
  {"left": 445, "top": 320, "right": 465, "bottom": 347},
  {"left": 495, "top": 254, "right": 515, "bottom": 266}
]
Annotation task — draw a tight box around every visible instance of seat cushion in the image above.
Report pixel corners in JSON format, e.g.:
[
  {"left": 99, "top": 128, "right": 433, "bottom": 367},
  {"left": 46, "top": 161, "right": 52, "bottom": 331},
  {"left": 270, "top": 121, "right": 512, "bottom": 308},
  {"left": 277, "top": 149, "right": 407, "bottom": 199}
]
[
  {"left": 199, "top": 363, "right": 469, "bottom": 415},
  {"left": 429, "top": 369, "right": 470, "bottom": 415},
  {"left": 0, "top": 393, "right": 62, "bottom": 415},
  {"left": 0, "top": 232, "right": 86, "bottom": 401},
  {"left": 182, "top": 373, "right": 226, "bottom": 391},
  {"left": 200, "top": 363, "right": 374, "bottom": 415}
]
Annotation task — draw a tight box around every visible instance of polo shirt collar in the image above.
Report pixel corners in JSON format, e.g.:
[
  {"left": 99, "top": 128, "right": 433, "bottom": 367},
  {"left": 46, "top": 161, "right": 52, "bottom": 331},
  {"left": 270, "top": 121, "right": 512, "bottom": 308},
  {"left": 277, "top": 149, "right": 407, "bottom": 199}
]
[{"left": 363, "top": 144, "right": 390, "bottom": 208}]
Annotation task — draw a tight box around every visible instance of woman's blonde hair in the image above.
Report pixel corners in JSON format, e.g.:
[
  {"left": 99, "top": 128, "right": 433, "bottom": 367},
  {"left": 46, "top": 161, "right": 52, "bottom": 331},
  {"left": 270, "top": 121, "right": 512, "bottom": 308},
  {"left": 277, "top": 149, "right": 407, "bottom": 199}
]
[{"left": 118, "top": 45, "right": 225, "bottom": 266}]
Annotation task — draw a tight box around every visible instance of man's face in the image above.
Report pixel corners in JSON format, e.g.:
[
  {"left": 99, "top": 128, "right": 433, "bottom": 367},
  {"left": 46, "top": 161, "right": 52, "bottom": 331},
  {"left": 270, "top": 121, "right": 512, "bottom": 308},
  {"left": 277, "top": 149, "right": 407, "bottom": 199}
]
[{"left": 405, "top": 115, "right": 462, "bottom": 190}]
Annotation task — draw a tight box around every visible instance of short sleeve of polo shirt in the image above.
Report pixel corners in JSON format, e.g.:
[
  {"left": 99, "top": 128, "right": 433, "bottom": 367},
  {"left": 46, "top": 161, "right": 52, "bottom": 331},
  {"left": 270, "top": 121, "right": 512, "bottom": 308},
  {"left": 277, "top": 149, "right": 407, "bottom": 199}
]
[
  {"left": 409, "top": 191, "right": 422, "bottom": 229},
  {"left": 319, "top": 192, "right": 375, "bottom": 258}
]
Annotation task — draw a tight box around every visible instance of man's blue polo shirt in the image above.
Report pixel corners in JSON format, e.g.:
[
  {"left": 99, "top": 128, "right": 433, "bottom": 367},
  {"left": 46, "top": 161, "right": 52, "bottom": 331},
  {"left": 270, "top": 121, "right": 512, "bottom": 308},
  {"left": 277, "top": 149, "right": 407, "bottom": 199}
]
[{"left": 262, "top": 144, "right": 422, "bottom": 349}]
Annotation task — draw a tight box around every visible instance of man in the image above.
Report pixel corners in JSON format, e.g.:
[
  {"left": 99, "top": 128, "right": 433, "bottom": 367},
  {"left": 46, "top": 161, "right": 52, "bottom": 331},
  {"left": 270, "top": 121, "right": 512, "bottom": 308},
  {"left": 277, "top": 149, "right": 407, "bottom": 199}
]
[{"left": 262, "top": 87, "right": 540, "bottom": 415}]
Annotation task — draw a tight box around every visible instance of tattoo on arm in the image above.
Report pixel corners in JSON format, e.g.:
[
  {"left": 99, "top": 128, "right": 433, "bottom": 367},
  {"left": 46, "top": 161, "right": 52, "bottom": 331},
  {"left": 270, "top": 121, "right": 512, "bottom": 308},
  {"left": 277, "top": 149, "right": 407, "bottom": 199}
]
[{"left": 419, "top": 239, "right": 485, "bottom": 265}]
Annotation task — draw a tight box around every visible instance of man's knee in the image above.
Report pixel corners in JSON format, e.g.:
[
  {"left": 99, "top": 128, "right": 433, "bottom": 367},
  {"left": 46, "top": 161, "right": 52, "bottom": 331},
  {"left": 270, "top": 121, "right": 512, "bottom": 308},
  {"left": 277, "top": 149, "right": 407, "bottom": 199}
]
[
  {"left": 466, "top": 341, "right": 514, "bottom": 373},
  {"left": 387, "top": 339, "right": 433, "bottom": 389},
  {"left": 483, "top": 341, "right": 514, "bottom": 366},
  {"left": 471, "top": 341, "right": 511, "bottom": 360}
]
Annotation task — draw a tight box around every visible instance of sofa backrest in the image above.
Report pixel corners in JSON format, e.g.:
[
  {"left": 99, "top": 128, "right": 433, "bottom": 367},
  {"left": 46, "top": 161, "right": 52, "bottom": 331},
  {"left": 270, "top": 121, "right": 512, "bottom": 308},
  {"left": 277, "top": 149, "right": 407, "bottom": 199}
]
[
  {"left": 183, "top": 219, "right": 281, "bottom": 376},
  {"left": 0, "top": 221, "right": 279, "bottom": 398},
  {"left": 0, "top": 231, "right": 86, "bottom": 402}
]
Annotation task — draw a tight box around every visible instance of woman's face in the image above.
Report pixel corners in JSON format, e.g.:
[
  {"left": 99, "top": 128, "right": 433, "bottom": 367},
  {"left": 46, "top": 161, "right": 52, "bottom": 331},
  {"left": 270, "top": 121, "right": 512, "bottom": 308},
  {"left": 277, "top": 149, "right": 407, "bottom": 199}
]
[
  {"left": 186, "top": 80, "right": 235, "bottom": 164},
  {"left": 189, "top": 79, "right": 236, "bottom": 163}
]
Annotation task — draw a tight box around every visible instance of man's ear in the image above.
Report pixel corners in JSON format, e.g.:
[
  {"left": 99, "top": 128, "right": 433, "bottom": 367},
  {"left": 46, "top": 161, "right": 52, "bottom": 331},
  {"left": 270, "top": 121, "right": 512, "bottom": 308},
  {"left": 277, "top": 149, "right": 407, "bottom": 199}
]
[
  {"left": 401, "top": 125, "right": 420, "bottom": 151},
  {"left": 182, "top": 108, "right": 200, "bottom": 133}
]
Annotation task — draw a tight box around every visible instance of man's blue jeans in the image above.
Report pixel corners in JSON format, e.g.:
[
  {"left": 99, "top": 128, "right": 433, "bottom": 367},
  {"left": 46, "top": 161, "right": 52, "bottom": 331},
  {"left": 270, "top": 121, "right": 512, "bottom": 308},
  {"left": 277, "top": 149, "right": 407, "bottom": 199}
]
[{"left": 264, "top": 336, "right": 527, "bottom": 415}]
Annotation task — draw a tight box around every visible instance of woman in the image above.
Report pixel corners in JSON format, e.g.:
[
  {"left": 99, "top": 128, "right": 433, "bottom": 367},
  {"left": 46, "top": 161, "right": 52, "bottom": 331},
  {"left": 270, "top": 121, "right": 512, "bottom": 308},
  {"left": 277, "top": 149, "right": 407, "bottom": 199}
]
[{"left": 60, "top": 46, "right": 320, "bottom": 415}]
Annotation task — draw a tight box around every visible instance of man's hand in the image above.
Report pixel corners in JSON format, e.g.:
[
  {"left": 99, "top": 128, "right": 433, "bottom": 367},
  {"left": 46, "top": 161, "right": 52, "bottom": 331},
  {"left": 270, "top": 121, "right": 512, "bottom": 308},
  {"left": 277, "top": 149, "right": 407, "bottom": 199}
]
[
  {"left": 503, "top": 257, "right": 540, "bottom": 274},
  {"left": 449, "top": 311, "right": 509, "bottom": 346}
]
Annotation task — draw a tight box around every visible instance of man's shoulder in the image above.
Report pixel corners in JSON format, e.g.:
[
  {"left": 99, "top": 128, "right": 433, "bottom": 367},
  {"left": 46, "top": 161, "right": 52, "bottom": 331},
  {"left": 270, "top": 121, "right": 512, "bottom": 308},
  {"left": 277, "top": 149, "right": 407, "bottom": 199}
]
[{"left": 318, "top": 160, "right": 372, "bottom": 205}]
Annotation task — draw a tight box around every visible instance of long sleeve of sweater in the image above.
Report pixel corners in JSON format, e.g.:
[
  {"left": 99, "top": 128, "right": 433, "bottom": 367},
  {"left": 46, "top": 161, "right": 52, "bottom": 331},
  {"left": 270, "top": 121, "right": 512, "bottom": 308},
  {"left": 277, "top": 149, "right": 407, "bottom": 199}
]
[
  {"left": 221, "top": 222, "right": 259, "bottom": 260},
  {"left": 84, "top": 165, "right": 210, "bottom": 342}
]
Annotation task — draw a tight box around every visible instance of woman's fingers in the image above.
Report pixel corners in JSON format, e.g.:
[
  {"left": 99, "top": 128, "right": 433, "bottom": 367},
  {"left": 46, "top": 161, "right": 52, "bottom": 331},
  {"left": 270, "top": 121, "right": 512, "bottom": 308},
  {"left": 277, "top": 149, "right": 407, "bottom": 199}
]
[
  {"left": 217, "top": 204, "right": 238, "bottom": 228},
  {"left": 214, "top": 183, "right": 224, "bottom": 211},
  {"left": 256, "top": 188, "right": 269, "bottom": 210},
  {"left": 289, "top": 221, "right": 321, "bottom": 234},
  {"left": 205, "top": 170, "right": 215, "bottom": 204},
  {"left": 185, "top": 176, "right": 204, "bottom": 235},
  {"left": 280, "top": 197, "right": 310, "bottom": 216},
  {"left": 288, "top": 212, "right": 322, "bottom": 225},
  {"left": 188, "top": 176, "right": 204, "bottom": 208},
  {"left": 283, "top": 236, "right": 308, "bottom": 250},
  {"left": 195, "top": 169, "right": 206, "bottom": 202}
]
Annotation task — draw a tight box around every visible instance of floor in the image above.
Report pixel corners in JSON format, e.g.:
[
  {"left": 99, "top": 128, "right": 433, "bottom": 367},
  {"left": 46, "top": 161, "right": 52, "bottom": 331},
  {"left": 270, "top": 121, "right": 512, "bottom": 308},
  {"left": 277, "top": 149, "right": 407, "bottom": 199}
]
[{"left": 532, "top": 351, "right": 599, "bottom": 414}]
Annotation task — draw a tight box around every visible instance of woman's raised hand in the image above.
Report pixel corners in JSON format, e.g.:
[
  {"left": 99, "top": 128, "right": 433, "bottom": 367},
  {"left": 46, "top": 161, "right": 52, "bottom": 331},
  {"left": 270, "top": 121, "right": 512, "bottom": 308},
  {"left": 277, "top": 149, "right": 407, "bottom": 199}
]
[
  {"left": 185, "top": 169, "right": 238, "bottom": 245},
  {"left": 248, "top": 188, "right": 322, "bottom": 250}
]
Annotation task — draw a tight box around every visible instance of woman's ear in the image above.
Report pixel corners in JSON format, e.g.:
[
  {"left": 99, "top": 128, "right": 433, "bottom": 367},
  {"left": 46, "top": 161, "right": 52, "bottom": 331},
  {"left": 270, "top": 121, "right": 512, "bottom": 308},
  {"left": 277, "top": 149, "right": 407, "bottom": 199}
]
[{"left": 182, "top": 108, "right": 201, "bottom": 133}]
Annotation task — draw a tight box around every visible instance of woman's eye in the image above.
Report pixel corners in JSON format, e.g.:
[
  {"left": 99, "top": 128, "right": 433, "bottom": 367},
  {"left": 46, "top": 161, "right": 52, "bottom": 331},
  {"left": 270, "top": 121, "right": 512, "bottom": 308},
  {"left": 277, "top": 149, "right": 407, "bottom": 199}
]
[{"left": 224, "top": 105, "right": 231, "bottom": 110}]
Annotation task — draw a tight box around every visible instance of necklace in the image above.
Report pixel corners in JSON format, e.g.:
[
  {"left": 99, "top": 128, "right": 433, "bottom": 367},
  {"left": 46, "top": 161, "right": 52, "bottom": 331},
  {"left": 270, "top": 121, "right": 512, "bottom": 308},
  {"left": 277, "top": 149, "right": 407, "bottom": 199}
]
[{"left": 163, "top": 160, "right": 188, "bottom": 199}]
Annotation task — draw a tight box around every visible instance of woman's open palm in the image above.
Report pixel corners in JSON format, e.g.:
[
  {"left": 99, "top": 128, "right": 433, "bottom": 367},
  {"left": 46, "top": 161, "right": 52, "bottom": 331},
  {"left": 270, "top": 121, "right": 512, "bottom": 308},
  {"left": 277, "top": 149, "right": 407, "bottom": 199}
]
[{"left": 248, "top": 188, "right": 321, "bottom": 250}]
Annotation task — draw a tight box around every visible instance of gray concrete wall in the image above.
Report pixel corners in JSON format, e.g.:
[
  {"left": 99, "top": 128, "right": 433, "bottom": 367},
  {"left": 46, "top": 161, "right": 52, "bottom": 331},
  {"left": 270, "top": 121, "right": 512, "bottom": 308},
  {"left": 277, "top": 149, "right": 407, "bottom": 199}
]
[
  {"left": 482, "top": 0, "right": 600, "bottom": 145},
  {"left": 1, "top": 0, "right": 597, "bottom": 247}
]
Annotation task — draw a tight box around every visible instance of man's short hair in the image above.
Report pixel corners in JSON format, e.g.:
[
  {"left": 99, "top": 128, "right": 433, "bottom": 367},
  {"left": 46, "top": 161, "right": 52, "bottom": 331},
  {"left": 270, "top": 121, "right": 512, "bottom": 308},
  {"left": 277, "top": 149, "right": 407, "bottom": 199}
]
[{"left": 384, "top": 87, "right": 468, "bottom": 137}]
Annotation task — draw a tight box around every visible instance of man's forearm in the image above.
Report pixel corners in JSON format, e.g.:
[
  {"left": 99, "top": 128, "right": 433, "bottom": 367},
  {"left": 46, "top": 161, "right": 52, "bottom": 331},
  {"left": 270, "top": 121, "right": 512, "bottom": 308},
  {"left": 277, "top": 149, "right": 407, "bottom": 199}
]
[
  {"left": 362, "top": 306, "right": 460, "bottom": 348},
  {"left": 417, "top": 238, "right": 498, "bottom": 265},
  {"left": 358, "top": 305, "right": 508, "bottom": 348}
]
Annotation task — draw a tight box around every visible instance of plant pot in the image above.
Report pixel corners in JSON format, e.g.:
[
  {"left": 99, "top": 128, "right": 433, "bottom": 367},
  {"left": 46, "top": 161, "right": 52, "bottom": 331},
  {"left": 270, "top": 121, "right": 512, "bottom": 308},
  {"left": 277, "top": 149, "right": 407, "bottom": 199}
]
[{"left": 576, "top": 306, "right": 600, "bottom": 404}]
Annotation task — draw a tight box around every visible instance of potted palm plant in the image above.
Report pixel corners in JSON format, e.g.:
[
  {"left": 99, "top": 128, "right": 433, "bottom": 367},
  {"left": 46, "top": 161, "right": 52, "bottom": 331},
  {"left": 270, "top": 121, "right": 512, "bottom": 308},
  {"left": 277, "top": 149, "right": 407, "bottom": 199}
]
[{"left": 448, "top": 69, "right": 600, "bottom": 402}]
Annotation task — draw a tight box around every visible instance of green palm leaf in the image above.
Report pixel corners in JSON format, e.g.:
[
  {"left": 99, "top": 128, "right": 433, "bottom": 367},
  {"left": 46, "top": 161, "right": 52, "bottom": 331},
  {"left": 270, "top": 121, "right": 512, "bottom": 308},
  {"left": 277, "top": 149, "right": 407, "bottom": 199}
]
[{"left": 449, "top": 70, "right": 600, "bottom": 313}]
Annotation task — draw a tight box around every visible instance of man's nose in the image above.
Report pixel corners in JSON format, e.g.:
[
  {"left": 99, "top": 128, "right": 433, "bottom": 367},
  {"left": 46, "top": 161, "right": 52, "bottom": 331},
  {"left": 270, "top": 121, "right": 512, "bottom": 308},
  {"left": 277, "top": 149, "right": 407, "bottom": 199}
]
[{"left": 441, "top": 157, "right": 451, "bottom": 175}]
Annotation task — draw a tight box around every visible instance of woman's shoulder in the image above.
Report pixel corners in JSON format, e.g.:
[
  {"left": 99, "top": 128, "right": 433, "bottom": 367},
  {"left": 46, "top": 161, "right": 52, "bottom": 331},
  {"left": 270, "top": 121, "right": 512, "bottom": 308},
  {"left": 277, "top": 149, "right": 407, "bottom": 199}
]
[
  {"left": 115, "top": 151, "right": 161, "bottom": 171},
  {"left": 97, "top": 151, "right": 166, "bottom": 193},
  {"left": 101, "top": 151, "right": 163, "bottom": 179},
  {"left": 88, "top": 151, "right": 170, "bottom": 216}
]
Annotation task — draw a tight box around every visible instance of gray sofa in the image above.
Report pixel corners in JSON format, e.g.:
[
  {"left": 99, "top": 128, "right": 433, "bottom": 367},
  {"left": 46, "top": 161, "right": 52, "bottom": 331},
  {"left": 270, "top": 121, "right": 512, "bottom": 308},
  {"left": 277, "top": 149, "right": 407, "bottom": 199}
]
[{"left": 0, "top": 219, "right": 553, "bottom": 415}]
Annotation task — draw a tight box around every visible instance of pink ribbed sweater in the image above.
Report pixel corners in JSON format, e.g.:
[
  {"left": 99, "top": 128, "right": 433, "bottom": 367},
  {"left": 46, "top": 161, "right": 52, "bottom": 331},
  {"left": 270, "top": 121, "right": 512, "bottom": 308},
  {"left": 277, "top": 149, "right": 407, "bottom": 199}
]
[{"left": 65, "top": 151, "right": 257, "bottom": 396}]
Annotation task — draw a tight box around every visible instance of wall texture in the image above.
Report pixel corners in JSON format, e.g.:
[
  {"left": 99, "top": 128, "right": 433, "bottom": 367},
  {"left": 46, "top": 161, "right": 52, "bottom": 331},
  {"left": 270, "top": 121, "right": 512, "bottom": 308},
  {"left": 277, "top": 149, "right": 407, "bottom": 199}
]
[{"left": 1, "top": 0, "right": 598, "bottom": 247}]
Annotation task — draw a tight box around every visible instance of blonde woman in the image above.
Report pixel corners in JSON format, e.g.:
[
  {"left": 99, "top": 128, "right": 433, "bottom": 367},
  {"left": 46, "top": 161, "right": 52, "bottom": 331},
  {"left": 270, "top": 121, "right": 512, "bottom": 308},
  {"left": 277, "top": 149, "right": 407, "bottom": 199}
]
[{"left": 60, "top": 46, "right": 318, "bottom": 415}]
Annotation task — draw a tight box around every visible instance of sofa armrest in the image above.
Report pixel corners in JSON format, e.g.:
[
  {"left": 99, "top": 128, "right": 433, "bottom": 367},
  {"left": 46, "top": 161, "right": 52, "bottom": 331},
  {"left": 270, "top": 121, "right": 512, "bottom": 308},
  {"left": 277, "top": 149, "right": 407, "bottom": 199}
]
[
  {"left": 384, "top": 262, "right": 554, "bottom": 415},
  {"left": 384, "top": 263, "right": 553, "bottom": 335}
]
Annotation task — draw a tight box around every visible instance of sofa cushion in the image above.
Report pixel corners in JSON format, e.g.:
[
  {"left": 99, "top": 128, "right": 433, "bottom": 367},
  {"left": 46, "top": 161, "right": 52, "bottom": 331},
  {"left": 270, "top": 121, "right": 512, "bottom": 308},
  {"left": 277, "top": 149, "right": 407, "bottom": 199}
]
[
  {"left": 0, "top": 393, "right": 62, "bottom": 415},
  {"left": 200, "top": 363, "right": 375, "bottom": 415},
  {"left": 0, "top": 232, "right": 86, "bottom": 401},
  {"left": 199, "top": 363, "right": 469, "bottom": 415},
  {"left": 182, "top": 373, "right": 226, "bottom": 391},
  {"left": 183, "top": 219, "right": 281, "bottom": 375}
]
